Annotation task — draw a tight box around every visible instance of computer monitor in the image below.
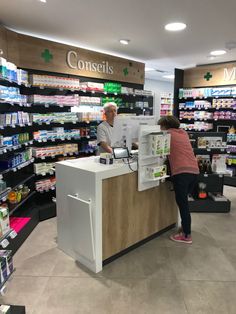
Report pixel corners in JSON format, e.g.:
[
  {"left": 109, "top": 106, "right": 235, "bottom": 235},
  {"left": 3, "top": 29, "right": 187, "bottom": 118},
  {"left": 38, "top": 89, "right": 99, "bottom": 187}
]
[
  {"left": 111, "top": 115, "right": 157, "bottom": 151},
  {"left": 112, "top": 147, "right": 130, "bottom": 159}
]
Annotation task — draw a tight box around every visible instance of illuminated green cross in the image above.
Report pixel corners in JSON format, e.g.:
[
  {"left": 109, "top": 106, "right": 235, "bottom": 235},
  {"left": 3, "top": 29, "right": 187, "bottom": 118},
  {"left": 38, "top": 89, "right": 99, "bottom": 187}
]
[
  {"left": 41, "top": 49, "right": 53, "bottom": 63},
  {"left": 123, "top": 68, "right": 129, "bottom": 76},
  {"left": 204, "top": 72, "right": 212, "bottom": 81}
]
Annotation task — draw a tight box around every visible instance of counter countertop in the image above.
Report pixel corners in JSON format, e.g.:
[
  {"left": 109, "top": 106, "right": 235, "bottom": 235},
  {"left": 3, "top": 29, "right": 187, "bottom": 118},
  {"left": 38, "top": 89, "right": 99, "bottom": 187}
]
[{"left": 56, "top": 156, "right": 138, "bottom": 179}]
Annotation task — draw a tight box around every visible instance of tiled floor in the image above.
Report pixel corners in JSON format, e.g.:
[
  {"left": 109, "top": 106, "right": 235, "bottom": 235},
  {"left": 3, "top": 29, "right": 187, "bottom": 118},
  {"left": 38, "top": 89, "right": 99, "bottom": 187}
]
[{"left": 1, "top": 186, "right": 236, "bottom": 313}]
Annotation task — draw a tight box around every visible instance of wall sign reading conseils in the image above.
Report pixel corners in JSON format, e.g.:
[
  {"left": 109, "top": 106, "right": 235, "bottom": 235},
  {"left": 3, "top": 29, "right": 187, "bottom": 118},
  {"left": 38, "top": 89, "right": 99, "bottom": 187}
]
[{"left": 67, "top": 51, "right": 114, "bottom": 74}]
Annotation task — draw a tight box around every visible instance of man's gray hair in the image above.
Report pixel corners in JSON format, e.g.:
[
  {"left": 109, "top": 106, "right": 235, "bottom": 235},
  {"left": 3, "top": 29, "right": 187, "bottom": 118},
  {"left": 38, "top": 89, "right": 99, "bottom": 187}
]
[{"left": 103, "top": 102, "right": 117, "bottom": 112}]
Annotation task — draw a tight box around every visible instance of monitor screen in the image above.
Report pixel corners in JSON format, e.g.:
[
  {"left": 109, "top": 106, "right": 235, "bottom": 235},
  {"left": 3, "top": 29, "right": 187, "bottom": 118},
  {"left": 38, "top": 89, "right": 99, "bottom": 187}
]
[{"left": 113, "top": 147, "right": 130, "bottom": 159}]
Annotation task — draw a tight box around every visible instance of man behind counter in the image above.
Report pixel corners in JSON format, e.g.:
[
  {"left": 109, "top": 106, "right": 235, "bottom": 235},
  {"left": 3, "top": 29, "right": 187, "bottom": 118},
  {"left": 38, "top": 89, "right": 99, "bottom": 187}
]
[{"left": 97, "top": 102, "right": 117, "bottom": 154}]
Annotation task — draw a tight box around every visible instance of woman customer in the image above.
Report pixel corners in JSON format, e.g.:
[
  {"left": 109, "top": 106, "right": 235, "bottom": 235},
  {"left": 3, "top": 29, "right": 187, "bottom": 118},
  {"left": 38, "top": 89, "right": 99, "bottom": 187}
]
[{"left": 158, "top": 116, "right": 199, "bottom": 244}]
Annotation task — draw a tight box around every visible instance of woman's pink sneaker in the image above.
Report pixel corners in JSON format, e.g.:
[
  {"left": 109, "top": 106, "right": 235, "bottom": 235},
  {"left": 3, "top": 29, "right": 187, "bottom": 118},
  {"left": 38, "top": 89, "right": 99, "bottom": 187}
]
[{"left": 170, "top": 233, "right": 192, "bottom": 244}]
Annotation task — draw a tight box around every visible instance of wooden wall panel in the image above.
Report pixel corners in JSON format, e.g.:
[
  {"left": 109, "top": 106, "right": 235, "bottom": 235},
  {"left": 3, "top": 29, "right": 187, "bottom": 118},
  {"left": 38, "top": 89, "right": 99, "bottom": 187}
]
[
  {"left": 1, "top": 26, "right": 144, "bottom": 84},
  {"left": 6, "top": 29, "right": 20, "bottom": 65},
  {"left": 184, "top": 62, "right": 236, "bottom": 87},
  {"left": 102, "top": 172, "right": 177, "bottom": 260},
  {"left": 0, "top": 26, "right": 8, "bottom": 59}
]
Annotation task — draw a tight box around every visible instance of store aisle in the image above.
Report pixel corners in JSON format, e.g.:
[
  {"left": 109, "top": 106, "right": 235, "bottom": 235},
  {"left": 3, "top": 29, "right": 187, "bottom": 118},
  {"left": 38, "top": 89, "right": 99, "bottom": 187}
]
[{"left": 0, "top": 186, "right": 236, "bottom": 314}]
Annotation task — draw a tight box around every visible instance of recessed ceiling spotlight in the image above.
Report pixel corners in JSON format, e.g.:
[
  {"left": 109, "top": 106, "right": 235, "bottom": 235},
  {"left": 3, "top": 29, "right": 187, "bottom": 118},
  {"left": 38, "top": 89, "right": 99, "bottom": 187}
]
[
  {"left": 39, "top": 0, "right": 47, "bottom": 3},
  {"left": 163, "top": 74, "right": 175, "bottom": 79},
  {"left": 165, "top": 22, "right": 186, "bottom": 31},
  {"left": 119, "top": 39, "right": 130, "bottom": 45},
  {"left": 210, "top": 50, "right": 226, "bottom": 56}
]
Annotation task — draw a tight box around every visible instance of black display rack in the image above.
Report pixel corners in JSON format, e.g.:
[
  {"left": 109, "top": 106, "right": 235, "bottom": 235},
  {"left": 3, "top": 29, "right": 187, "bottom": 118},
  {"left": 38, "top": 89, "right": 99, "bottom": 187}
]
[
  {"left": 174, "top": 68, "right": 236, "bottom": 188},
  {"left": 187, "top": 131, "right": 231, "bottom": 212}
]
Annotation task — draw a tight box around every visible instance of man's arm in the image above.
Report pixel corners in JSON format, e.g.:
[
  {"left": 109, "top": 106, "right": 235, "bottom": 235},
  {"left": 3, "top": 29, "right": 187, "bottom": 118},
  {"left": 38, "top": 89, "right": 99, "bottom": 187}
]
[{"left": 99, "top": 141, "right": 113, "bottom": 154}]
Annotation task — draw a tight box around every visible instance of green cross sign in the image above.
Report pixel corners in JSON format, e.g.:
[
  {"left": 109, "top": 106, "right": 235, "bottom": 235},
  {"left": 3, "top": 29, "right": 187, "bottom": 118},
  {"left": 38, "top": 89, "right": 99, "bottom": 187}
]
[
  {"left": 123, "top": 67, "right": 129, "bottom": 76},
  {"left": 41, "top": 49, "right": 53, "bottom": 63},
  {"left": 204, "top": 72, "right": 213, "bottom": 81}
]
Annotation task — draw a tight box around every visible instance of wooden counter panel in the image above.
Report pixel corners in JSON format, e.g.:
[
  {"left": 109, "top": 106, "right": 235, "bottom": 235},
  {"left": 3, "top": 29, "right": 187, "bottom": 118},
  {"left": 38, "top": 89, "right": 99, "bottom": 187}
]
[{"left": 102, "top": 172, "right": 177, "bottom": 260}]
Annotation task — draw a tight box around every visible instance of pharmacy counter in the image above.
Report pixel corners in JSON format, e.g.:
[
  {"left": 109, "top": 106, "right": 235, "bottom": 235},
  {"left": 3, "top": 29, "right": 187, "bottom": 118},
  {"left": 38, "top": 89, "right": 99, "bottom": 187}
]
[{"left": 56, "top": 156, "right": 177, "bottom": 273}]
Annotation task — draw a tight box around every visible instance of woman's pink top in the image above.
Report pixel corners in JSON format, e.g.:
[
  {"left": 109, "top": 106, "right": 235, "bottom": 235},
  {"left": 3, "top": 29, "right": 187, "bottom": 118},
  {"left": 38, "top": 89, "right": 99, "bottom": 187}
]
[{"left": 168, "top": 128, "right": 199, "bottom": 176}]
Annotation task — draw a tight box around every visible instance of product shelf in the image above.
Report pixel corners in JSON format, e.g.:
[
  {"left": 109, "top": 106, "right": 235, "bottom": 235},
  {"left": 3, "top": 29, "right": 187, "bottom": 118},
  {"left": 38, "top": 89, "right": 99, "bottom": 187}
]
[
  {"left": 33, "top": 136, "right": 96, "bottom": 144},
  {"left": 0, "top": 228, "right": 17, "bottom": 250},
  {"left": 33, "top": 151, "right": 79, "bottom": 160},
  {"left": 36, "top": 186, "right": 56, "bottom": 193},
  {"left": 0, "top": 188, "right": 12, "bottom": 203},
  {"left": 35, "top": 170, "right": 55, "bottom": 177},
  {"left": 0, "top": 158, "right": 35, "bottom": 177},
  {"left": 9, "top": 190, "right": 36, "bottom": 216},
  {"left": 189, "top": 197, "right": 231, "bottom": 213},
  {"left": 0, "top": 123, "right": 32, "bottom": 130},
  {"left": 144, "top": 175, "right": 169, "bottom": 182},
  {"left": 0, "top": 141, "right": 33, "bottom": 155}
]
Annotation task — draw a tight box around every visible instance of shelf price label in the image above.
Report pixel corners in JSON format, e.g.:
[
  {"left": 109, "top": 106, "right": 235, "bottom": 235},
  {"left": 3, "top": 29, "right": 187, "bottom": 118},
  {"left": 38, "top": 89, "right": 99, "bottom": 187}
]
[
  {"left": 9, "top": 230, "right": 17, "bottom": 239},
  {"left": 1, "top": 239, "right": 9, "bottom": 248}
]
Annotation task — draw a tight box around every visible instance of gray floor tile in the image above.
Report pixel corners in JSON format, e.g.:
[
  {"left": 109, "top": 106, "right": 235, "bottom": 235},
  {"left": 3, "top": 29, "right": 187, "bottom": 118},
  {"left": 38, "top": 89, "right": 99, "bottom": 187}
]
[
  {"left": 0, "top": 276, "right": 49, "bottom": 312},
  {"left": 100, "top": 246, "right": 177, "bottom": 280},
  {"left": 180, "top": 280, "right": 236, "bottom": 314},
  {"left": 168, "top": 246, "right": 236, "bottom": 281},
  {"left": 33, "top": 277, "right": 187, "bottom": 314},
  {"left": 222, "top": 246, "right": 236, "bottom": 271},
  {"left": 14, "top": 247, "right": 61, "bottom": 277}
]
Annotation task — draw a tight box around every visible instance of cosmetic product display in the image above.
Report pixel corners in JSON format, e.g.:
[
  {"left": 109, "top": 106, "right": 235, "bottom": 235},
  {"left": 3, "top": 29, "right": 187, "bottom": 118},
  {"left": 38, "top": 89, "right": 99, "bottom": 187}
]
[
  {"left": 28, "top": 94, "right": 79, "bottom": 107},
  {"left": 0, "top": 148, "right": 32, "bottom": 171},
  {"left": 179, "top": 87, "right": 235, "bottom": 98},
  {"left": 30, "top": 74, "right": 80, "bottom": 90},
  {"left": 33, "top": 128, "right": 81, "bottom": 141},
  {"left": 79, "top": 96, "right": 101, "bottom": 106},
  {"left": 0, "top": 86, "right": 27, "bottom": 104},
  {"left": 31, "top": 112, "right": 78, "bottom": 124},
  {"left": 180, "top": 122, "right": 213, "bottom": 131},
  {"left": 32, "top": 144, "right": 78, "bottom": 158},
  {"left": 0, "top": 179, "right": 7, "bottom": 194},
  {"left": 0, "top": 112, "right": 30, "bottom": 127},
  {"left": 0, "top": 57, "right": 28, "bottom": 85},
  {"left": 134, "top": 89, "right": 153, "bottom": 96},
  {"left": 121, "top": 87, "right": 134, "bottom": 94},
  {"left": 104, "top": 82, "right": 121, "bottom": 94},
  {"left": 0, "top": 250, "right": 14, "bottom": 286},
  {"left": 213, "top": 111, "right": 236, "bottom": 120},
  {"left": 197, "top": 137, "right": 226, "bottom": 149},
  {"left": 35, "top": 177, "right": 56, "bottom": 192},
  {"left": 179, "top": 111, "right": 213, "bottom": 120},
  {"left": 0, "top": 133, "right": 30, "bottom": 148},
  {"left": 196, "top": 155, "right": 213, "bottom": 174},
  {"left": 149, "top": 133, "right": 170, "bottom": 156},
  {"left": 34, "top": 162, "right": 55, "bottom": 175},
  {"left": 179, "top": 100, "right": 211, "bottom": 110},
  {"left": 160, "top": 93, "right": 173, "bottom": 117},
  {"left": 7, "top": 185, "right": 30, "bottom": 205},
  {"left": 212, "top": 98, "right": 236, "bottom": 109},
  {"left": 0, "top": 206, "right": 10, "bottom": 237},
  {"left": 145, "top": 164, "right": 167, "bottom": 179},
  {"left": 76, "top": 111, "right": 103, "bottom": 122},
  {"left": 80, "top": 82, "right": 104, "bottom": 92}
]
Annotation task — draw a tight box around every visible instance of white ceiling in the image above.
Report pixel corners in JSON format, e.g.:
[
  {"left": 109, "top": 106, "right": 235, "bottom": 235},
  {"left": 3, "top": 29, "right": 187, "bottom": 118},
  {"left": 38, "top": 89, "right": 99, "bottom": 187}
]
[{"left": 1, "top": 0, "right": 236, "bottom": 82}]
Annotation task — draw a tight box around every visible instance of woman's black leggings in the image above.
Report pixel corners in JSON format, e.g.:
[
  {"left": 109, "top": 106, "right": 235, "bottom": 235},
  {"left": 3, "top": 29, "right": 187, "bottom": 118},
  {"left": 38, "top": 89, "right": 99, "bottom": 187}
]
[{"left": 172, "top": 173, "right": 198, "bottom": 237}]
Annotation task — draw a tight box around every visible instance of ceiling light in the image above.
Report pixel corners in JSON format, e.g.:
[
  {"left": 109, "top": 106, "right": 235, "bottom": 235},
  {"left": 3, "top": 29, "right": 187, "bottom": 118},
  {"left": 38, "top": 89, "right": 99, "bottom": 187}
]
[
  {"left": 210, "top": 50, "right": 226, "bottom": 56},
  {"left": 119, "top": 39, "right": 130, "bottom": 45},
  {"left": 163, "top": 74, "right": 175, "bottom": 79},
  {"left": 165, "top": 22, "right": 186, "bottom": 32},
  {"left": 207, "top": 55, "right": 217, "bottom": 60},
  {"left": 39, "top": 0, "right": 47, "bottom": 3}
]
